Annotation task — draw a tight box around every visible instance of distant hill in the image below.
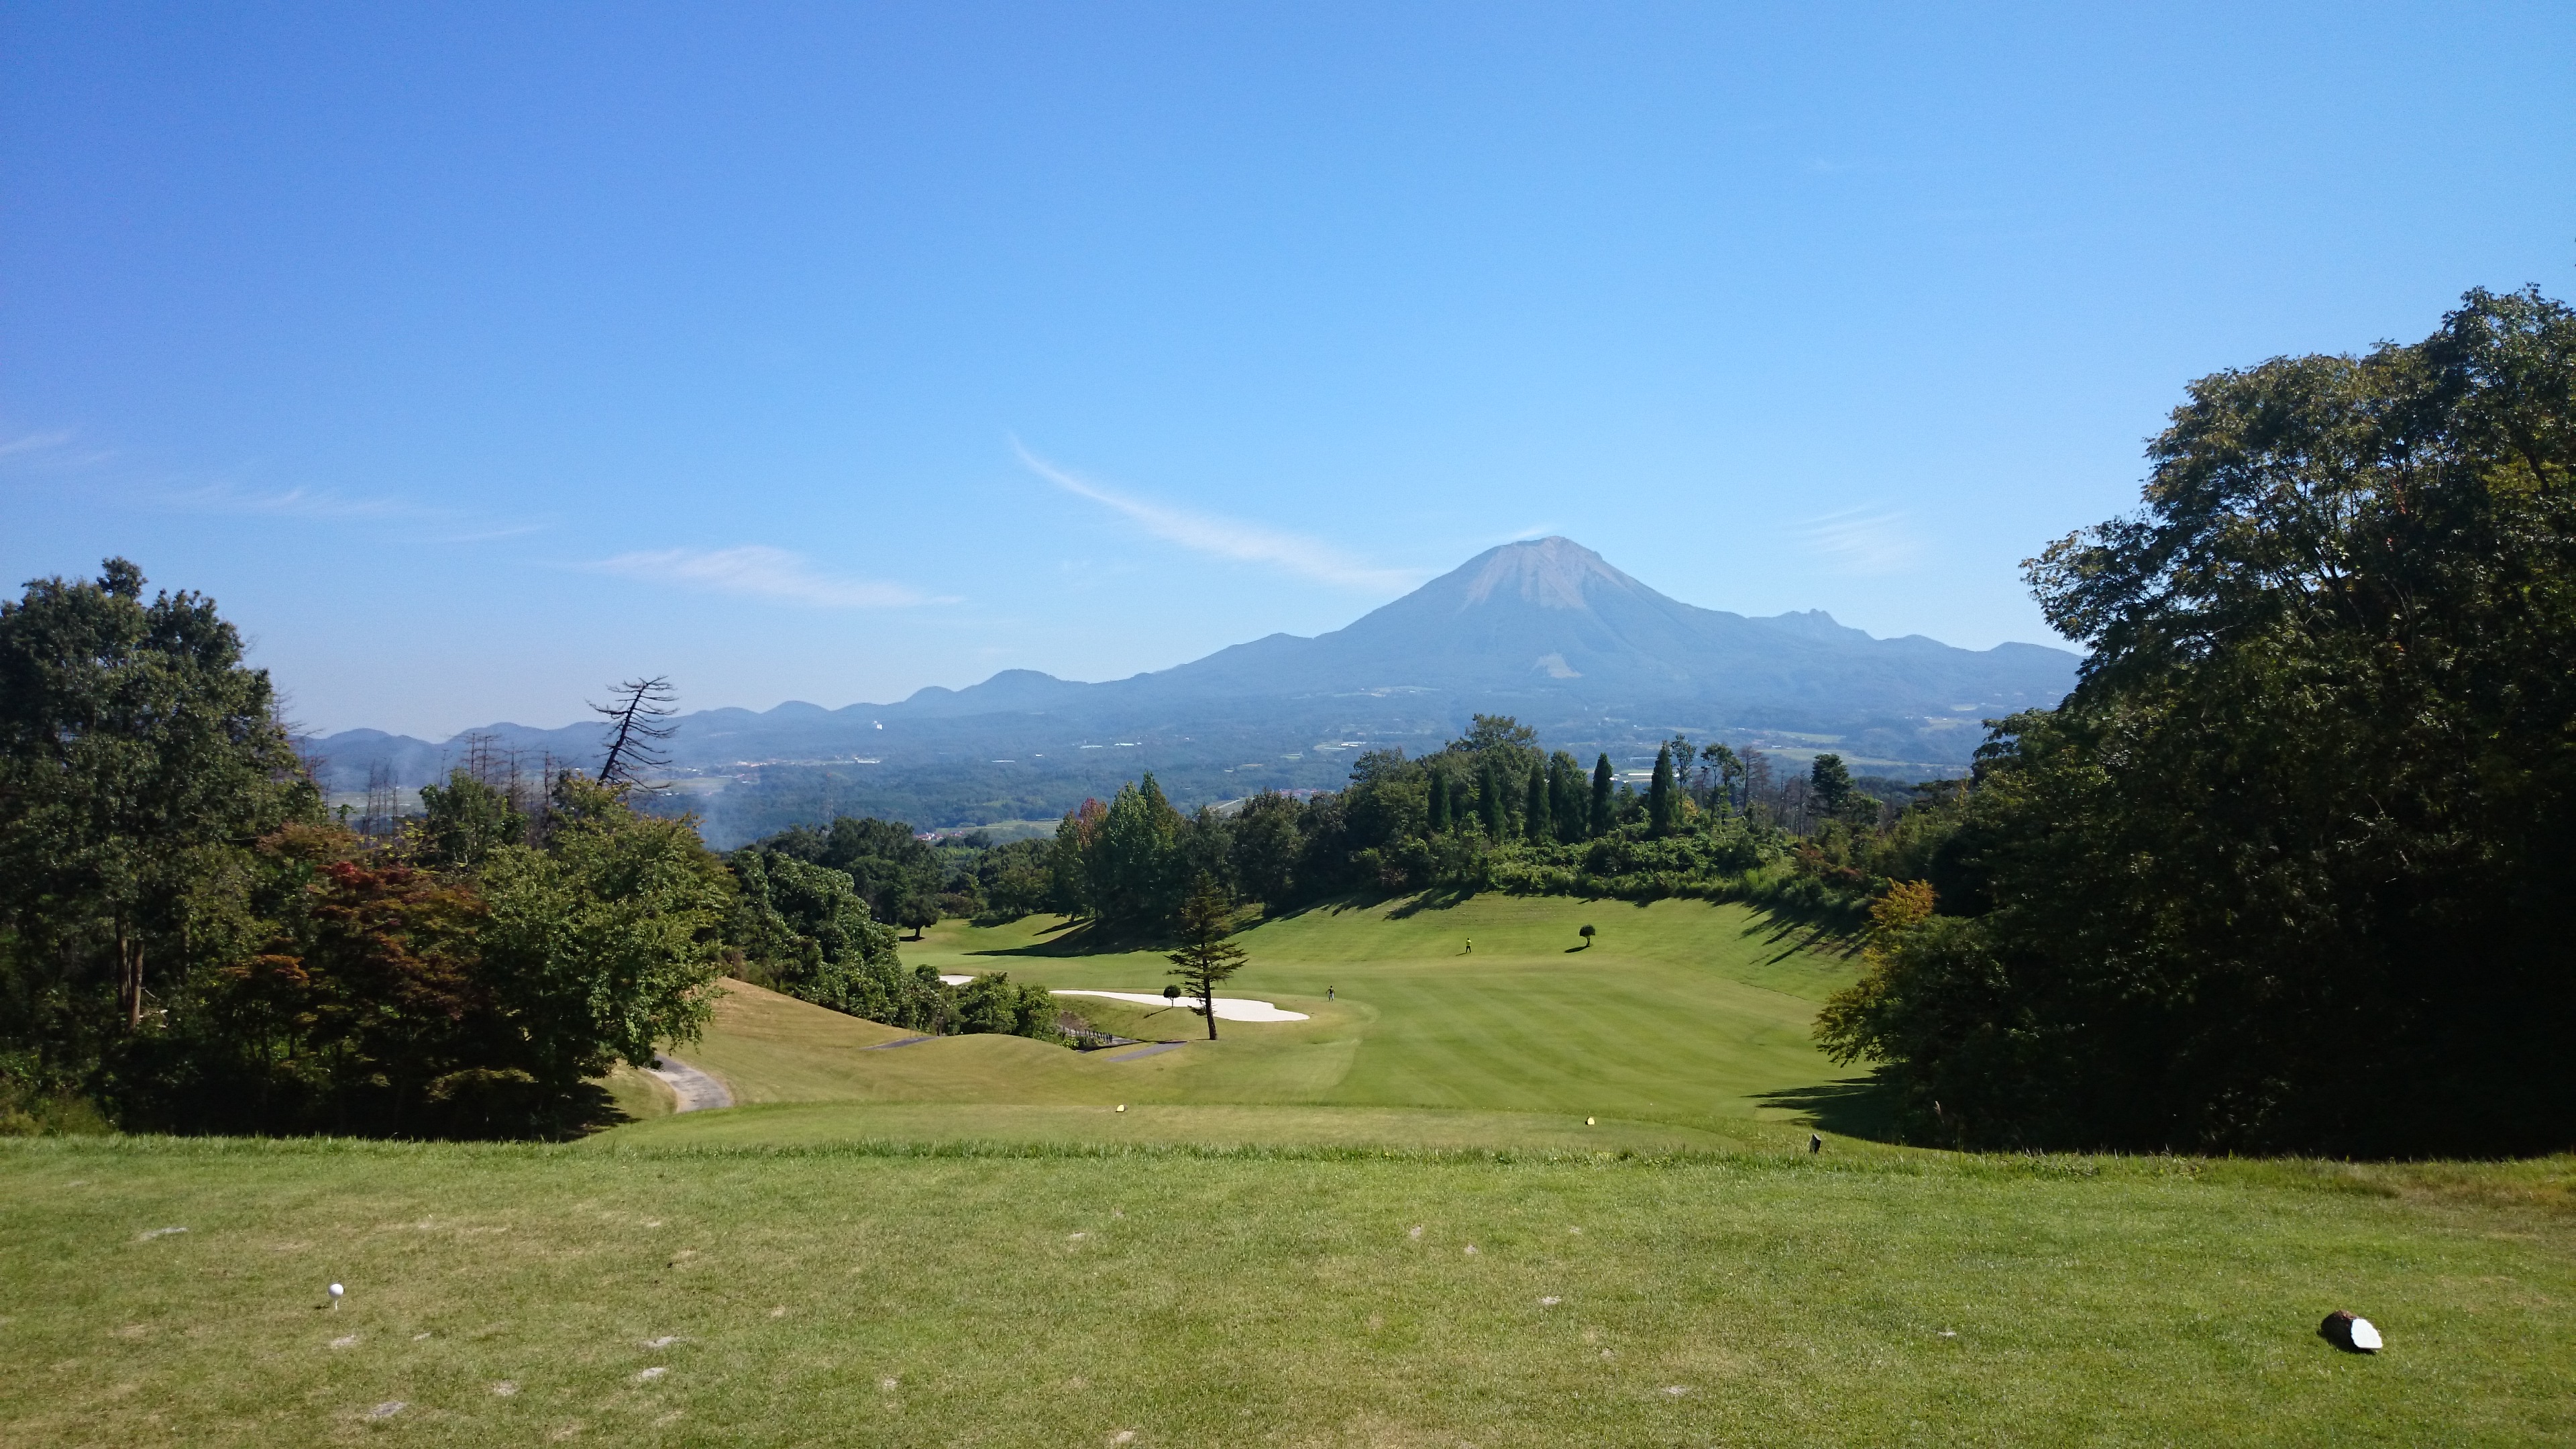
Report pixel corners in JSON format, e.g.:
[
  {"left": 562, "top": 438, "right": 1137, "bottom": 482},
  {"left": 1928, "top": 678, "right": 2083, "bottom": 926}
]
[{"left": 306, "top": 537, "right": 2080, "bottom": 844}]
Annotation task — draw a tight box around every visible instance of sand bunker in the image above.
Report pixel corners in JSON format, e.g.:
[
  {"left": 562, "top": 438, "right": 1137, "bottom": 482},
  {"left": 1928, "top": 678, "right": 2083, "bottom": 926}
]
[
  {"left": 1051, "top": 989, "right": 1309, "bottom": 1022},
  {"left": 935, "top": 974, "right": 1309, "bottom": 1022}
]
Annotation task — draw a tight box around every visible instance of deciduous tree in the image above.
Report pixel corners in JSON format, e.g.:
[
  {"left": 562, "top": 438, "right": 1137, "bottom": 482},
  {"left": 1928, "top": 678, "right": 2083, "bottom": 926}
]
[{"left": 0, "top": 559, "right": 314, "bottom": 1056}]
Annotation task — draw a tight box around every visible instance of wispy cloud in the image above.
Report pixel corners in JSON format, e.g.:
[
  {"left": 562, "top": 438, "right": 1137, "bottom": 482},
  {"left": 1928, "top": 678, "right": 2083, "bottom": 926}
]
[
  {"left": 3, "top": 427, "right": 550, "bottom": 541},
  {"left": 162, "top": 482, "right": 431, "bottom": 521},
  {"left": 0, "top": 429, "right": 78, "bottom": 460},
  {"left": 0, "top": 428, "right": 119, "bottom": 469},
  {"left": 1797, "top": 506, "right": 1922, "bottom": 576},
  {"left": 1016, "top": 441, "right": 1420, "bottom": 592},
  {"left": 584, "top": 545, "right": 952, "bottom": 608}
]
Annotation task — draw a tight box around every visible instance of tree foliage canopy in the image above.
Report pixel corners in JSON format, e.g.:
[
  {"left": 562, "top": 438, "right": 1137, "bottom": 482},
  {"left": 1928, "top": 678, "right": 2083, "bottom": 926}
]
[
  {"left": 1819, "top": 286, "right": 2576, "bottom": 1156},
  {"left": 0, "top": 559, "right": 315, "bottom": 1064}
]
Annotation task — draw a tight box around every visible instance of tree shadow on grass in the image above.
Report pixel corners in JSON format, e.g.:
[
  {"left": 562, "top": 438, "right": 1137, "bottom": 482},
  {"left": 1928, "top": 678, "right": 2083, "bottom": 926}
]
[
  {"left": 1379, "top": 888, "right": 1473, "bottom": 919},
  {"left": 1737, "top": 903, "right": 1862, "bottom": 967},
  {"left": 1754, "top": 1068, "right": 1908, "bottom": 1145},
  {"left": 955, "top": 921, "right": 1169, "bottom": 959}
]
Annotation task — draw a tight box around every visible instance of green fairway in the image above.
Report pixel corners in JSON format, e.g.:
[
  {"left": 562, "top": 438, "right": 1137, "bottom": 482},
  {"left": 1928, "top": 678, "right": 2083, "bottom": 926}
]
[
  {"left": 12, "top": 900, "right": 2571, "bottom": 1445},
  {"left": 646, "top": 895, "right": 1874, "bottom": 1152},
  {"left": 6, "top": 1136, "right": 2570, "bottom": 1446}
]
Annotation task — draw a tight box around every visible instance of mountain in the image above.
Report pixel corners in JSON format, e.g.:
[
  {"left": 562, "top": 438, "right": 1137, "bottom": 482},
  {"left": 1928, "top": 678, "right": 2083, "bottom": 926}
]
[
  {"left": 932, "top": 536, "right": 2072, "bottom": 716},
  {"left": 305, "top": 537, "right": 2080, "bottom": 844}
]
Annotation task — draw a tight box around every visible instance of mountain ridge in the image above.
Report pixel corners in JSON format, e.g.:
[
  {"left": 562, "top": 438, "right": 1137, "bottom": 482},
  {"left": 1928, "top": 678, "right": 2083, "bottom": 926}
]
[{"left": 305, "top": 537, "right": 2080, "bottom": 838}]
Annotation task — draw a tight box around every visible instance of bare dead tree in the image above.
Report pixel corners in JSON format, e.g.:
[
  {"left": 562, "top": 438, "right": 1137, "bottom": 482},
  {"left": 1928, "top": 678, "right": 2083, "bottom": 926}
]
[
  {"left": 459, "top": 731, "right": 506, "bottom": 787},
  {"left": 594, "top": 676, "right": 679, "bottom": 790},
  {"left": 363, "top": 759, "right": 400, "bottom": 838}
]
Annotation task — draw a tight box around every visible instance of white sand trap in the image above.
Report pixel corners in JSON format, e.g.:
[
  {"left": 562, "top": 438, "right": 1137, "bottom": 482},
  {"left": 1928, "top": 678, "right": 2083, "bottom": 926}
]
[
  {"left": 1051, "top": 989, "right": 1308, "bottom": 1022},
  {"left": 938, "top": 975, "right": 975, "bottom": 985}
]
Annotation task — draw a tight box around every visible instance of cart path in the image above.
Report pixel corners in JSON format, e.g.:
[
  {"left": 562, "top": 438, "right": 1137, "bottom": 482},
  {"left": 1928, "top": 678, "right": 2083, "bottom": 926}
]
[
  {"left": 647, "top": 1054, "right": 733, "bottom": 1112},
  {"left": 1106, "top": 1041, "right": 1190, "bottom": 1062}
]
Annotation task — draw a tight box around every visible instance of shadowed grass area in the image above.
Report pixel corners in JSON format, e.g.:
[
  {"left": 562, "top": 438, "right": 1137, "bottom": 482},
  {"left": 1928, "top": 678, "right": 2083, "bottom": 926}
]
[{"left": 4, "top": 1136, "right": 2569, "bottom": 1446}]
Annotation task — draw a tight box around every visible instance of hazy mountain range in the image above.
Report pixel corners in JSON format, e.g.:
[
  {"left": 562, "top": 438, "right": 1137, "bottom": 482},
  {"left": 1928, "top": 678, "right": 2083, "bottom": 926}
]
[{"left": 309, "top": 537, "right": 2081, "bottom": 846}]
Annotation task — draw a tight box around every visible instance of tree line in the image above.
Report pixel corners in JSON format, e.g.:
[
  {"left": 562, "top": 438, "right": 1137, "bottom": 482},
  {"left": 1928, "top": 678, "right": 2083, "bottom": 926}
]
[{"left": 865, "top": 714, "right": 1900, "bottom": 938}]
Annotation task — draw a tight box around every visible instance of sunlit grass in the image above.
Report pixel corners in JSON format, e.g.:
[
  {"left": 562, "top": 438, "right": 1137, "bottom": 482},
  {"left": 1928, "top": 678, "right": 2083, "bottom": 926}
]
[
  {"left": 5, "top": 1136, "right": 2569, "bottom": 1446},
  {"left": 661, "top": 895, "right": 1870, "bottom": 1149}
]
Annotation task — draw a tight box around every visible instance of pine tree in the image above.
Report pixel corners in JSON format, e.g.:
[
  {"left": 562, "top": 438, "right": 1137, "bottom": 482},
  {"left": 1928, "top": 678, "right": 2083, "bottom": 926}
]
[
  {"left": 1524, "top": 765, "right": 1550, "bottom": 843},
  {"left": 1589, "top": 753, "right": 1615, "bottom": 838},
  {"left": 1165, "top": 875, "right": 1248, "bottom": 1041},
  {"left": 1648, "top": 745, "right": 1678, "bottom": 835},
  {"left": 1477, "top": 756, "right": 1507, "bottom": 839},
  {"left": 1809, "top": 753, "right": 1854, "bottom": 816},
  {"left": 1549, "top": 752, "right": 1582, "bottom": 842},
  {"left": 1427, "top": 771, "right": 1450, "bottom": 833}
]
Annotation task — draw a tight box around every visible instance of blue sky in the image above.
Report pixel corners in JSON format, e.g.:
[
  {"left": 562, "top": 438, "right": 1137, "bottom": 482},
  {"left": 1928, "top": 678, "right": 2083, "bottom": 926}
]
[{"left": 5, "top": 3, "right": 2570, "bottom": 739}]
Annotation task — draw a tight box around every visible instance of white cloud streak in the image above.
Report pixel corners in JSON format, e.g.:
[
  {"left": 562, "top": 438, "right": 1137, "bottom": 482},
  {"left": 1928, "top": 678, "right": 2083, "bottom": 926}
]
[
  {"left": 0, "top": 429, "right": 78, "bottom": 460},
  {"left": 2, "top": 427, "right": 551, "bottom": 540},
  {"left": 162, "top": 482, "right": 428, "bottom": 521},
  {"left": 585, "top": 545, "right": 952, "bottom": 609},
  {"left": 1016, "top": 442, "right": 1420, "bottom": 592},
  {"left": 1798, "top": 506, "right": 1923, "bottom": 576}
]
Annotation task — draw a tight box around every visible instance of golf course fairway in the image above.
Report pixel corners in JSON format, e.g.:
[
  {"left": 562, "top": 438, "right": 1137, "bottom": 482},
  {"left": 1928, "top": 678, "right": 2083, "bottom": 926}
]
[{"left": 624, "top": 894, "right": 1876, "bottom": 1152}]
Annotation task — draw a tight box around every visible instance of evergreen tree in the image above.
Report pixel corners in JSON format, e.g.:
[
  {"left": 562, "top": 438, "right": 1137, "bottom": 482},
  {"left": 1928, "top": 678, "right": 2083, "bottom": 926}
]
[
  {"left": 1087, "top": 773, "right": 1186, "bottom": 931},
  {"left": 1548, "top": 751, "right": 1583, "bottom": 842},
  {"left": 1589, "top": 753, "right": 1615, "bottom": 837},
  {"left": 1648, "top": 745, "right": 1678, "bottom": 834},
  {"left": 1809, "top": 753, "right": 1854, "bottom": 817},
  {"left": 1523, "top": 765, "right": 1550, "bottom": 843},
  {"left": 1164, "top": 875, "right": 1248, "bottom": 1041},
  {"left": 1476, "top": 756, "right": 1507, "bottom": 839},
  {"left": 1426, "top": 771, "right": 1450, "bottom": 834}
]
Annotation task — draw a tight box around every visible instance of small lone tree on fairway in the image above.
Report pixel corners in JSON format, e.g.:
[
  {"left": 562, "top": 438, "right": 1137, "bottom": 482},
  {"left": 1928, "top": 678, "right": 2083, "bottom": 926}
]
[
  {"left": 894, "top": 888, "right": 940, "bottom": 941},
  {"left": 1165, "top": 874, "right": 1248, "bottom": 1040},
  {"left": 1578, "top": 924, "right": 1596, "bottom": 948}
]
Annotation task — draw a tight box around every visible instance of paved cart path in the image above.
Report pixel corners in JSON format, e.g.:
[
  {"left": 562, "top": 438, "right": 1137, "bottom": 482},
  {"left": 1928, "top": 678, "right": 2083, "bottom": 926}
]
[{"left": 647, "top": 1054, "right": 734, "bottom": 1112}]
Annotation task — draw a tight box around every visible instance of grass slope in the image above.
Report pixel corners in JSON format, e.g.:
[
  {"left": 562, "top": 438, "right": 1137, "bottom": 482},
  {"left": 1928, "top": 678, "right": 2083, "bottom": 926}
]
[
  {"left": 5, "top": 1137, "right": 2569, "bottom": 1446},
  {"left": 642, "top": 896, "right": 1871, "bottom": 1152}
]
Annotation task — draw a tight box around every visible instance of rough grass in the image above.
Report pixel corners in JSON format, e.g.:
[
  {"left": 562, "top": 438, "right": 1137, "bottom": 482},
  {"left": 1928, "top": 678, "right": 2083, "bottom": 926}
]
[{"left": 4, "top": 1136, "right": 2569, "bottom": 1446}]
